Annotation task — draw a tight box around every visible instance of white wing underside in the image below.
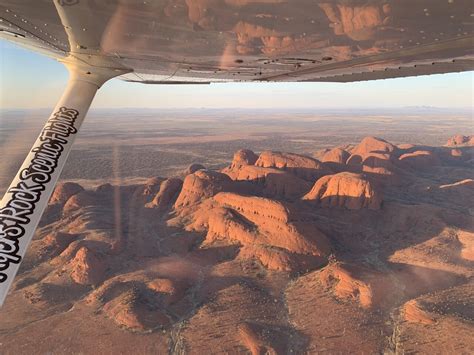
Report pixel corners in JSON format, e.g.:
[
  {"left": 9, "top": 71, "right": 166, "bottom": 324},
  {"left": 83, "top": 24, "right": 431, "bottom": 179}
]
[{"left": 0, "top": 0, "right": 473, "bottom": 83}]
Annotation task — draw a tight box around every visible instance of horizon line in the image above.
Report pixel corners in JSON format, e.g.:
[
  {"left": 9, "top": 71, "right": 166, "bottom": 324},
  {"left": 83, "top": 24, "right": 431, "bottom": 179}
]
[{"left": 1, "top": 106, "right": 473, "bottom": 111}]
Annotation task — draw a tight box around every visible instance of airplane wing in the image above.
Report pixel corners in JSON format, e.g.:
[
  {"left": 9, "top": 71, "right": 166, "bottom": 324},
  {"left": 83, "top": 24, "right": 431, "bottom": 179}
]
[
  {"left": 1, "top": 0, "right": 473, "bottom": 83},
  {"left": 0, "top": 0, "right": 473, "bottom": 306}
]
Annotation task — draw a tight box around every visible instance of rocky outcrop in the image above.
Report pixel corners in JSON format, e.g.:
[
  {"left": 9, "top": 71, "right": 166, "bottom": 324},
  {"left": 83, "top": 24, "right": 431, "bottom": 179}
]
[
  {"left": 174, "top": 170, "right": 234, "bottom": 208},
  {"left": 224, "top": 164, "right": 311, "bottom": 199},
  {"left": 23, "top": 282, "right": 66, "bottom": 306},
  {"left": 347, "top": 152, "right": 396, "bottom": 176},
  {"left": 447, "top": 147, "right": 474, "bottom": 162},
  {"left": 303, "top": 172, "right": 382, "bottom": 210},
  {"left": 103, "top": 288, "right": 170, "bottom": 331},
  {"left": 184, "top": 163, "right": 206, "bottom": 175},
  {"left": 50, "top": 182, "right": 84, "bottom": 205},
  {"left": 70, "top": 247, "right": 105, "bottom": 285},
  {"left": 346, "top": 137, "right": 398, "bottom": 176},
  {"left": 37, "top": 232, "right": 76, "bottom": 260},
  {"left": 397, "top": 143, "right": 416, "bottom": 150},
  {"left": 398, "top": 150, "right": 440, "bottom": 170},
  {"left": 230, "top": 149, "right": 258, "bottom": 169},
  {"left": 86, "top": 273, "right": 182, "bottom": 331},
  {"left": 446, "top": 135, "right": 474, "bottom": 147},
  {"left": 255, "top": 151, "right": 331, "bottom": 181},
  {"left": 146, "top": 278, "right": 184, "bottom": 305},
  {"left": 213, "top": 192, "right": 292, "bottom": 224},
  {"left": 146, "top": 178, "right": 183, "bottom": 209},
  {"left": 223, "top": 150, "right": 330, "bottom": 198},
  {"left": 322, "top": 147, "right": 350, "bottom": 164},
  {"left": 186, "top": 192, "right": 330, "bottom": 272},
  {"left": 238, "top": 322, "right": 288, "bottom": 355},
  {"left": 450, "top": 149, "right": 464, "bottom": 158},
  {"left": 457, "top": 230, "right": 474, "bottom": 261},
  {"left": 402, "top": 300, "right": 436, "bottom": 325},
  {"left": 319, "top": 263, "right": 388, "bottom": 309},
  {"left": 320, "top": 263, "right": 373, "bottom": 308},
  {"left": 351, "top": 136, "right": 397, "bottom": 156},
  {"left": 141, "top": 177, "right": 165, "bottom": 198},
  {"left": 63, "top": 191, "right": 98, "bottom": 213}
]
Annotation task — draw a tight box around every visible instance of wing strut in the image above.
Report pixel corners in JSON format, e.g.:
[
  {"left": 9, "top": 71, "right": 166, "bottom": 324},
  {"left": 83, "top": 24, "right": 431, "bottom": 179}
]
[{"left": 0, "top": 62, "right": 125, "bottom": 306}]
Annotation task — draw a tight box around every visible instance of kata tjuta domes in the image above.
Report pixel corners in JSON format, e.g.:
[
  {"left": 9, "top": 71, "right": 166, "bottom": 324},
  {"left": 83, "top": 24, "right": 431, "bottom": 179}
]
[
  {"left": 303, "top": 172, "right": 382, "bottom": 210},
  {"left": 3, "top": 134, "right": 473, "bottom": 354}
]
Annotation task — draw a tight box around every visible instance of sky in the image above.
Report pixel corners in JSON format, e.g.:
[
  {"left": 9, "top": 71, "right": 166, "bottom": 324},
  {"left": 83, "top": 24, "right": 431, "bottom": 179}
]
[{"left": 0, "top": 40, "right": 473, "bottom": 110}]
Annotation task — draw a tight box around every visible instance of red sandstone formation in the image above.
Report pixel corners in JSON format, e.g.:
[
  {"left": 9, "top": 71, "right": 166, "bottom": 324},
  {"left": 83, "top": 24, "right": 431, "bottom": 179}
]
[
  {"left": 85, "top": 272, "right": 185, "bottom": 331},
  {"left": 145, "top": 178, "right": 183, "bottom": 209},
  {"left": 37, "top": 232, "right": 76, "bottom": 260},
  {"left": 403, "top": 300, "right": 436, "bottom": 325},
  {"left": 398, "top": 150, "right": 440, "bottom": 170},
  {"left": 141, "top": 177, "right": 165, "bottom": 198},
  {"left": 184, "top": 163, "right": 206, "bottom": 175},
  {"left": 174, "top": 170, "right": 234, "bottom": 208},
  {"left": 346, "top": 137, "right": 398, "bottom": 176},
  {"left": 255, "top": 150, "right": 331, "bottom": 180},
  {"left": 103, "top": 289, "right": 170, "bottom": 331},
  {"left": 223, "top": 164, "right": 312, "bottom": 199},
  {"left": 238, "top": 322, "right": 286, "bottom": 355},
  {"left": 445, "top": 147, "right": 473, "bottom": 163},
  {"left": 458, "top": 229, "right": 474, "bottom": 262},
  {"left": 146, "top": 278, "right": 184, "bottom": 306},
  {"left": 50, "top": 182, "right": 84, "bottom": 205},
  {"left": 322, "top": 147, "right": 350, "bottom": 164},
  {"left": 185, "top": 192, "right": 330, "bottom": 271},
  {"left": 320, "top": 263, "right": 377, "bottom": 308},
  {"left": 303, "top": 172, "right": 382, "bottom": 210},
  {"left": 397, "top": 143, "right": 416, "bottom": 150},
  {"left": 347, "top": 151, "right": 396, "bottom": 176},
  {"left": 351, "top": 136, "right": 397, "bottom": 156},
  {"left": 230, "top": 149, "right": 258, "bottom": 169},
  {"left": 223, "top": 150, "right": 331, "bottom": 199},
  {"left": 63, "top": 191, "right": 98, "bottom": 213},
  {"left": 446, "top": 135, "right": 474, "bottom": 147},
  {"left": 213, "top": 193, "right": 330, "bottom": 253},
  {"left": 70, "top": 246, "right": 106, "bottom": 285},
  {"left": 2, "top": 139, "right": 473, "bottom": 353}
]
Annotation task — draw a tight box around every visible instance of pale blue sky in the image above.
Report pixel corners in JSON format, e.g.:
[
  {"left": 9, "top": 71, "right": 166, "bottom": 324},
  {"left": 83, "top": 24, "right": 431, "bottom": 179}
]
[{"left": 0, "top": 40, "right": 473, "bottom": 109}]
